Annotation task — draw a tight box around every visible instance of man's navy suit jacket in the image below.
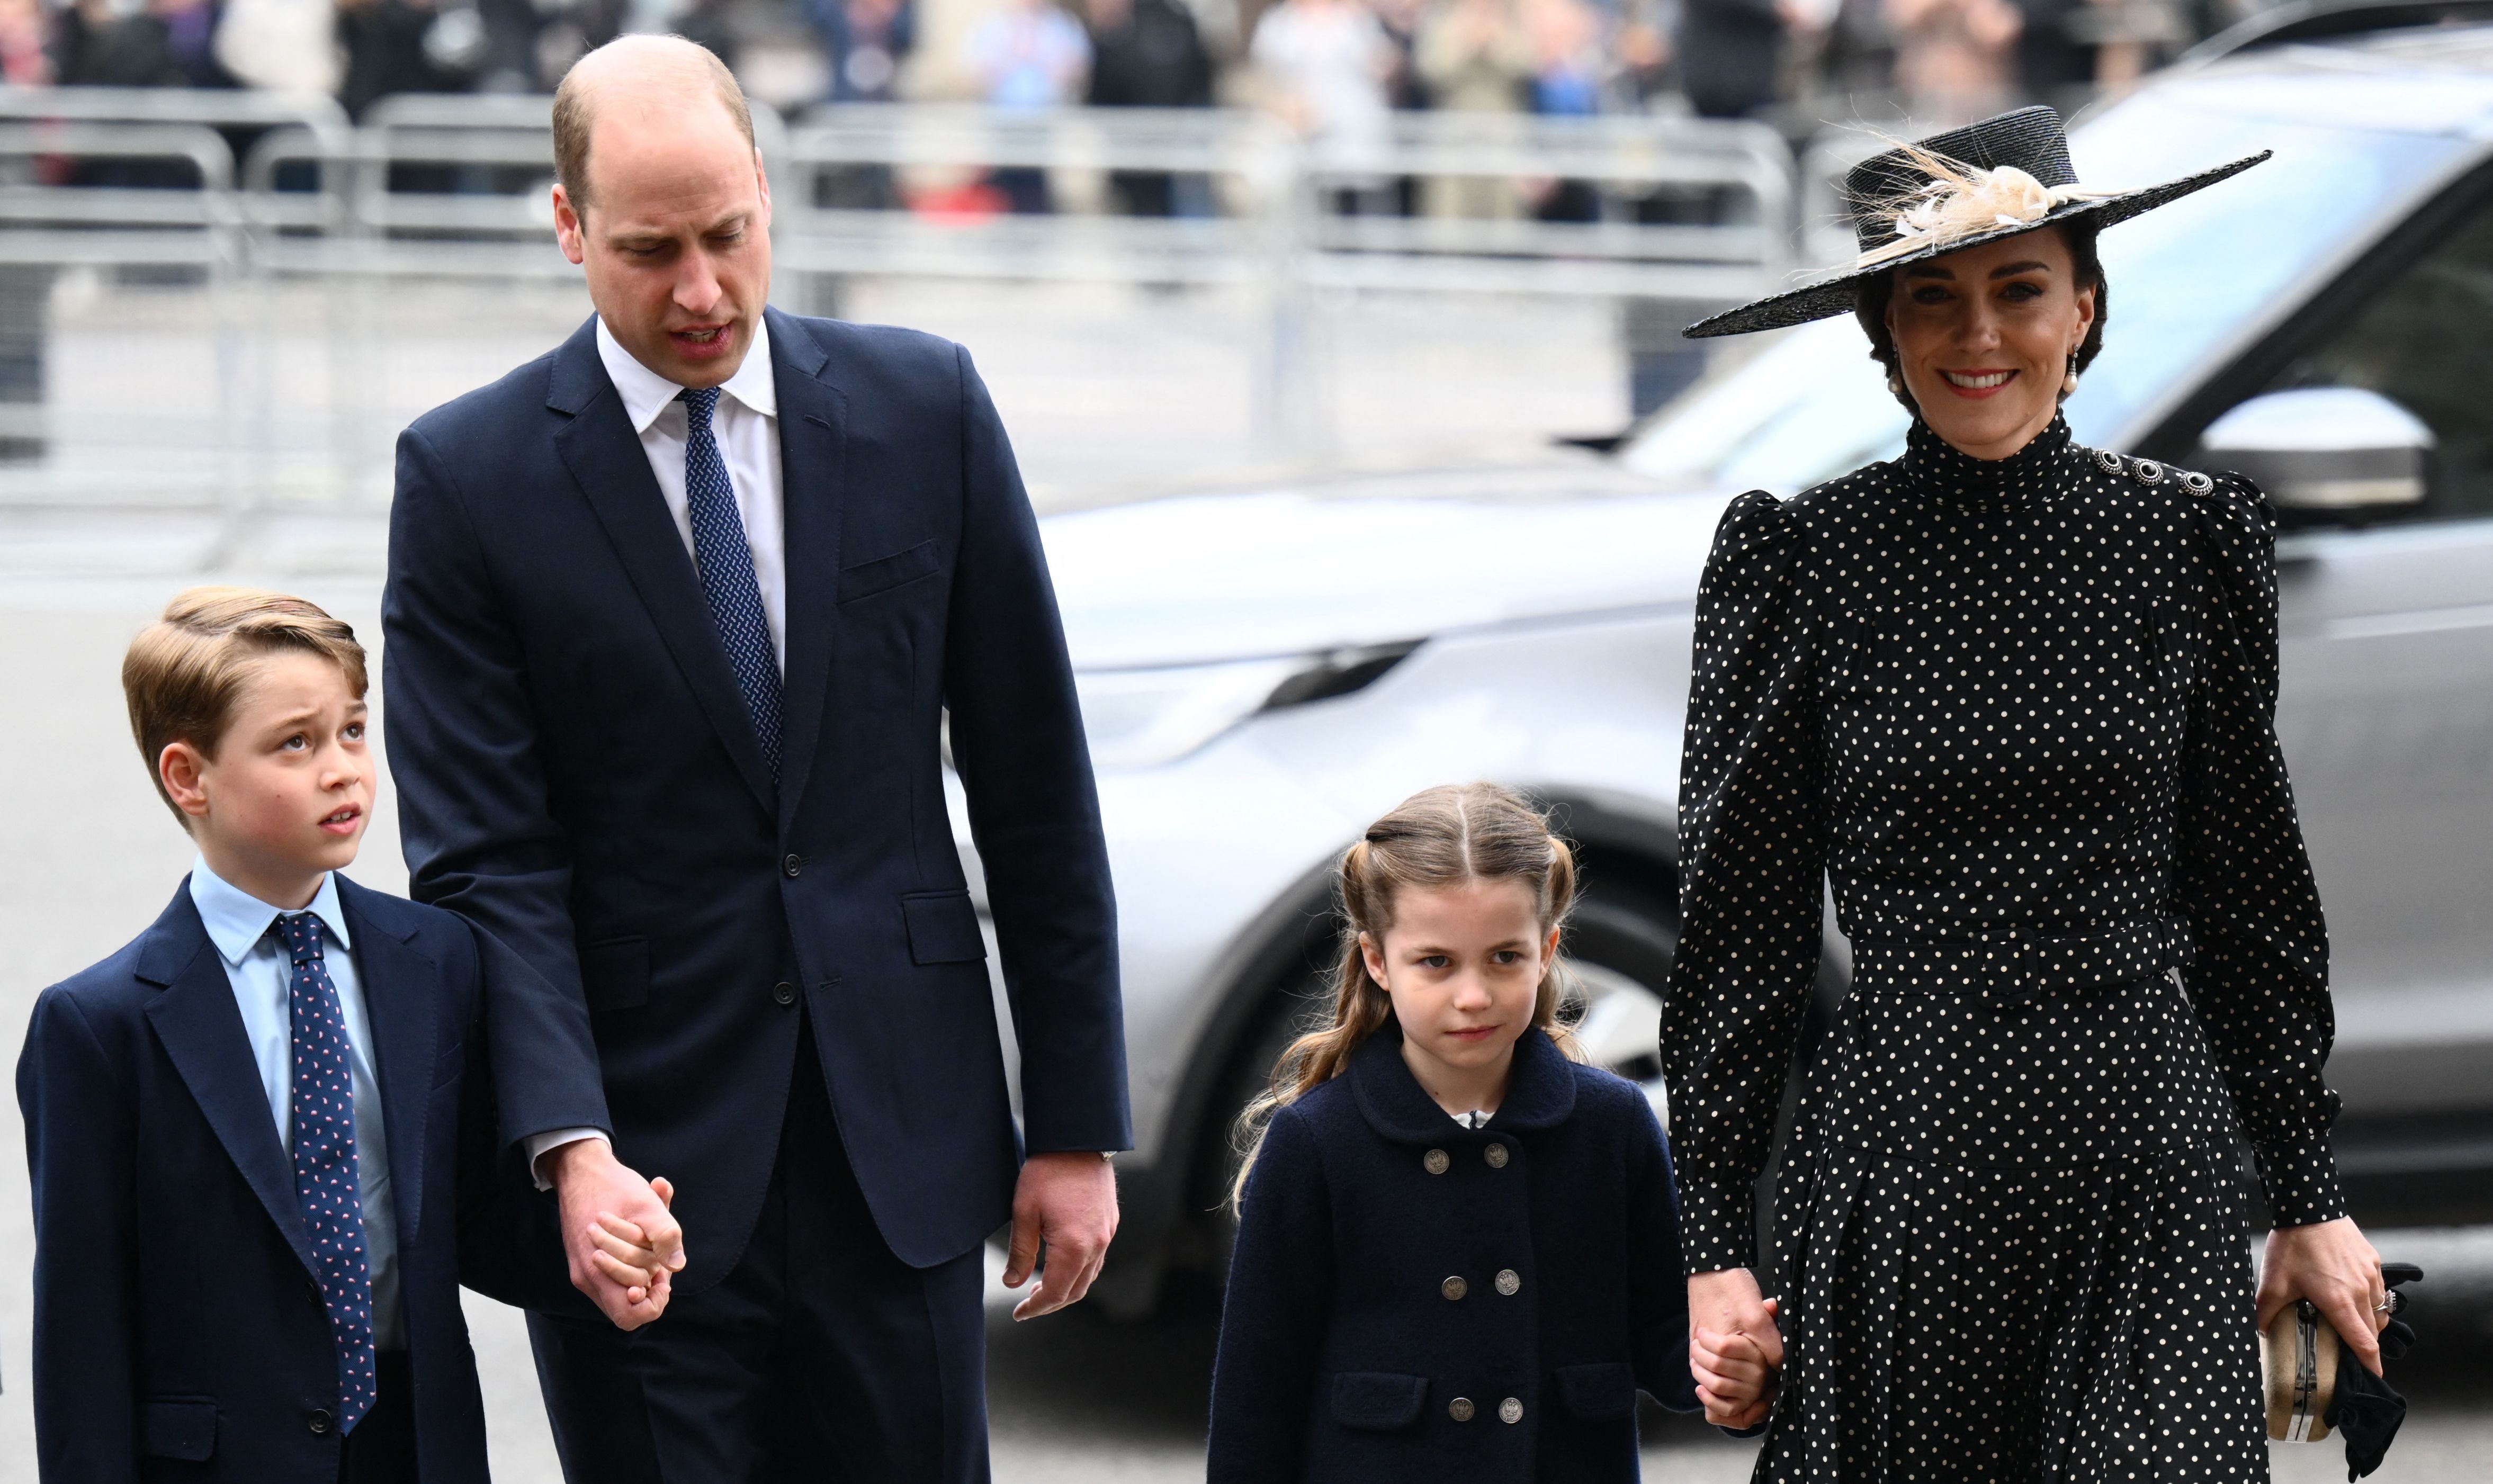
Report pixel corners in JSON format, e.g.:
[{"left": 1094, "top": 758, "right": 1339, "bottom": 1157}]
[
  {"left": 15, "top": 876, "right": 607, "bottom": 1483},
  {"left": 382, "top": 308, "right": 1129, "bottom": 1297}
]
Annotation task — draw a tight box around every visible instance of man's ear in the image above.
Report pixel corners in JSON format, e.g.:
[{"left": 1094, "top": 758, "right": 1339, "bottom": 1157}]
[
  {"left": 159, "top": 740, "right": 212, "bottom": 821},
  {"left": 553, "top": 184, "right": 587, "bottom": 266}
]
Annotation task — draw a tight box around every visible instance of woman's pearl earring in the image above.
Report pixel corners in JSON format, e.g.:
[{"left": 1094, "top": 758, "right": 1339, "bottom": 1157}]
[
  {"left": 2062, "top": 356, "right": 2081, "bottom": 396},
  {"left": 1888, "top": 373, "right": 1905, "bottom": 395}
]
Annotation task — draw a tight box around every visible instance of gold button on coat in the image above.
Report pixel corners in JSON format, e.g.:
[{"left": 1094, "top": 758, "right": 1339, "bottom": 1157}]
[
  {"left": 1500, "top": 1397, "right": 1523, "bottom": 1424},
  {"left": 1484, "top": 1143, "right": 1510, "bottom": 1168},
  {"left": 1423, "top": 1148, "right": 1450, "bottom": 1175},
  {"left": 1495, "top": 1268, "right": 1520, "bottom": 1296},
  {"left": 1449, "top": 1397, "right": 1475, "bottom": 1422},
  {"left": 1441, "top": 1275, "right": 1468, "bottom": 1301}
]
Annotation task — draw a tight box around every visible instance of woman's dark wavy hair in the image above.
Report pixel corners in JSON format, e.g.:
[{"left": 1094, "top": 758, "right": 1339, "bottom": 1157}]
[{"left": 1855, "top": 220, "right": 2109, "bottom": 413}]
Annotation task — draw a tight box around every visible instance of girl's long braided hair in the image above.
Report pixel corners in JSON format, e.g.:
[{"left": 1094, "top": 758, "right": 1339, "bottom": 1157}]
[{"left": 1230, "top": 782, "right": 1582, "bottom": 1208}]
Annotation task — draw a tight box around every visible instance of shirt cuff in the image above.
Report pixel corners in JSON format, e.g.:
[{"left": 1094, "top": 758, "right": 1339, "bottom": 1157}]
[
  {"left": 1676, "top": 1177, "right": 1761, "bottom": 1275},
  {"left": 525, "top": 1128, "right": 608, "bottom": 1191},
  {"left": 2256, "top": 1130, "right": 2349, "bottom": 1227}
]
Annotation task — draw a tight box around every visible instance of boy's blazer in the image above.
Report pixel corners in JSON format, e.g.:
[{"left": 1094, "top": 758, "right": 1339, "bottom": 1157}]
[
  {"left": 16, "top": 876, "right": 606, "bottom": 1483},
  {"left": 382, "top": 308, "right": 1128, "bottom": 1296}
]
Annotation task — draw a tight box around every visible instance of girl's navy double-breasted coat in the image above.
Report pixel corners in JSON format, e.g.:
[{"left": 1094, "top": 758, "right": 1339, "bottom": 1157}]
[{"left": 1207, "top": 1021, "right": 1701, "bottom": 1483}]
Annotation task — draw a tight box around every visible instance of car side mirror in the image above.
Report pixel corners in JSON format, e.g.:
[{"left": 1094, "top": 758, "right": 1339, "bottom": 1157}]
[{"left": 2193, "top": 388, "right": 2432, "bottom": 518}]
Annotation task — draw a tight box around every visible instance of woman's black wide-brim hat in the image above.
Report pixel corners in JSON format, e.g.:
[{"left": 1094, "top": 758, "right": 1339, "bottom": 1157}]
[{"left": 1683, "top": 105, "right": 2269, "bottom": 339}]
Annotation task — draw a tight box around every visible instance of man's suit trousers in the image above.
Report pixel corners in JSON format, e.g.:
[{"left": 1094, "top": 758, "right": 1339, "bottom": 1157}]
[{"left": 526, "top": 1025, "right": 990, "bottom": 1484}]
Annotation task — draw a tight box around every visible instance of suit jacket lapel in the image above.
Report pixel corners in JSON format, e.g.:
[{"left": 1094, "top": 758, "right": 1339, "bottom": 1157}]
[
  {"left": 139, "top": 890, "right": 318, "bottom": 1275},
  {"left": 548, "top": 317, "right": 778, "bottom": 815},
  {"left": 339, "top": 880, "right": 440, "bottom": 1249},
  {"left": 769, "top": 309, "right": 848, "bottom": 825}
]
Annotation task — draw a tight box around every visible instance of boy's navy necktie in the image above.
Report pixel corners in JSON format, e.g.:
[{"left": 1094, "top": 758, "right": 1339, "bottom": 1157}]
[
  {"left": 274, "top": 912, "right": 378, "bottom": 1433},
  {"left": 678, "top": 385, "right": 782, "bottom": 779}
]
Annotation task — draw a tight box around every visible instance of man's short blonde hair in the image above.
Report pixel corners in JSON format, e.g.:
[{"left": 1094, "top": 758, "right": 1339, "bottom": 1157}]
[
  {"left": 552, "top": 36, "right": 757, "bottom": 216},
  {"left": 123, "top": 587, "right": 369, "bottom": 823}
]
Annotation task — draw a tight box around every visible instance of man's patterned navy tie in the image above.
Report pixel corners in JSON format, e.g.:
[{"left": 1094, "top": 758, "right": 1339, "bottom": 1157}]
[
  {"left": 678, "top": 385, "right": 782, "bottom": 779},
  {"left": 275, "top": 912, "right": 377, "bottom": 1433}
]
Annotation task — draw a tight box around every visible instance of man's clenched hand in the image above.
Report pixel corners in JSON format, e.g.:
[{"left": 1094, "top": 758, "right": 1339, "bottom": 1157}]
[
  {"left": 1000, "top": 1151, "right": 1119, "bottom": 1321},
  {"left": 544, "top": 1137, "right": 685, "bottom": 1330}
]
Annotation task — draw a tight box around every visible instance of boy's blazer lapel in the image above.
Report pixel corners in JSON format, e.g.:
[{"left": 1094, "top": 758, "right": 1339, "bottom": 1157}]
[
  {"left": 339, "top": 880, "right": 441, "bottom": 1248},
  {"left": 138, "top": 887, "right": 319, "bottom": 1276},
  {"left": 546, "top": 318, "right": 778, "bottom": 816},
  {"left": 768, "top": 308, "right": 847, "bottom": 825}
]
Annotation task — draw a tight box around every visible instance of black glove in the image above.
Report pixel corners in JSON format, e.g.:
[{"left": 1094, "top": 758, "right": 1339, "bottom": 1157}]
[{"left": 2327, "top": 1262, "right": 2423, "bottom": 1481}]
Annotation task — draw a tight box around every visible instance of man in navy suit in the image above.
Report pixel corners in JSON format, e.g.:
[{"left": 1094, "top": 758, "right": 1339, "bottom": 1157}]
[
  {"left": 19, "top": 588, "right": 612, "bottom": 1482},
  {"left": 381, "top": 34, "right": 1130, "bottom": 1482}
]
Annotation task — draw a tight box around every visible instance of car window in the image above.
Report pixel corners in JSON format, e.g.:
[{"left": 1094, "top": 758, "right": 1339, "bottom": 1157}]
[
  {"left": 1617, "top": 93, "right": 2460, "bottom": 494},
  {"left": 2256, "top": 187, "right": 2493, "bottom": 521}
]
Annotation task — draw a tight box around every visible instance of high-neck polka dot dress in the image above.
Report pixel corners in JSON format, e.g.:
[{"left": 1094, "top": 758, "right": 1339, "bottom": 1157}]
[{"left": 1661, "top": 415, "right": 2344, "bottom": 1481}]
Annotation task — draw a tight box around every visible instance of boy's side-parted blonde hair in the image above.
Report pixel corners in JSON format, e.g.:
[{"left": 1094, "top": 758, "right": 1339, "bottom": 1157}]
[
  {"left": 123, "top": 587, "right": 369, "bottom": 824},
  {"left": 1231, "top": 782, "right": 1583, "bottom": 1207}
]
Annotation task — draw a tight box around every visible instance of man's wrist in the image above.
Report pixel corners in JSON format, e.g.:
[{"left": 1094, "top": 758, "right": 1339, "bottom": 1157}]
[{"left": 529, "top": 1128, "right": 611, "bottom": 1190}]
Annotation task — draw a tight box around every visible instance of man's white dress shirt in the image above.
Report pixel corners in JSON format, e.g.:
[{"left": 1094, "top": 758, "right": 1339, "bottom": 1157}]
[
  {"left": 525, "top": 318, "right": 792, "bottom": 1183},
  {"left": 189, "top": 859, "right": 403, "bottom": 1347},
  {"left": 593, "top": 314, "right": 787, "bottom": 668}
]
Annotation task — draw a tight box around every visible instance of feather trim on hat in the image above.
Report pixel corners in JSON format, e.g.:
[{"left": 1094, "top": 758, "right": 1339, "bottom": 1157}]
[{"left": 1853, "top": 145, "right": 2122, "bottom": 268}]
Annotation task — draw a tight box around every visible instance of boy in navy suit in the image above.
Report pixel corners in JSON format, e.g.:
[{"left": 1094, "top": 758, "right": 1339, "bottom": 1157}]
[{"left": 17, "top": 588, "right": 634, "bottom": 1482}]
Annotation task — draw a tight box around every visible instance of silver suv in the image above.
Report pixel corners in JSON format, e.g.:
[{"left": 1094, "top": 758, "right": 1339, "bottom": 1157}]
[{"left": 965, "top": 10, "right": 2493, "bottom": 1315}]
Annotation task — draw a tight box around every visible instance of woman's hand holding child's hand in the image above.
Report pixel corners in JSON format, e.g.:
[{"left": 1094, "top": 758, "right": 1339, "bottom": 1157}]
[{"left": 1688, "top": 1267, "right": 1783, "bottom": 1429}]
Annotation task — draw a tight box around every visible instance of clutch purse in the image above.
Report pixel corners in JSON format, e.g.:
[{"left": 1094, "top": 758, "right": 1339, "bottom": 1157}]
[
  {"left": 2260, "top": 1298, "right": 2340, "bottom": 1441},
  {"left": 2257, "top": 1263, "right": 2423, "bottom": 1479}
]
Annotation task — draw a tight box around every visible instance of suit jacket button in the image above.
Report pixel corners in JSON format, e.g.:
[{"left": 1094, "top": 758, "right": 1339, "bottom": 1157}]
[
  {"left": 1495, "top": 1268, "right": 1520, "bottom": 1296},
  {"left": 1440, "top": 1275, "right": 1468, "bottom": 1301},
  {"left": 1422, "top": 1148, "right": 1449, "bottom": 1175},
  {"left": 1484, "top": 1141, "right": 1510, "bottom": 1168},
  {"left": 782, "top": 854, "right": 804, "bottom": 878},
  {"left": 1448, "top": 1397, "right": 1475, "bottom": 1423},
  {"left": 773, "top": 981, "right": 798, "bottom": 1006},
  {"left": 308, "top": 1409, "right": 333, "bottom": 1435},
  {"left": 1499, "top": 1397, "right": 1523, "bottom": 1424}
]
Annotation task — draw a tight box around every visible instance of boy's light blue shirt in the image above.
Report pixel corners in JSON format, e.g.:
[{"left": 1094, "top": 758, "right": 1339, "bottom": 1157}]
[{"left": 187, "top": 857, "right": 403, "bottom": 1350}]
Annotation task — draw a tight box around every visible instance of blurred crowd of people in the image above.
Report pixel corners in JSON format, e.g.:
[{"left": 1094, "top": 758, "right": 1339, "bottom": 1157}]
[{"left": 0, "top": 0, "right": 2266, "bottom": 128}]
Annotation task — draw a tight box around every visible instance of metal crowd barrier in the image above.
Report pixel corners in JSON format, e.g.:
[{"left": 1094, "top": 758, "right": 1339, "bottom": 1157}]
[{"left": 0, "top": 85, "right": 1805, "bottom": 518}]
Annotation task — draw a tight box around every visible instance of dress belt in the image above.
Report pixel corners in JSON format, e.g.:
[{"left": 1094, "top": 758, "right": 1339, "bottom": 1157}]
[{"left": 1850, "top": 915, "right": 2194, "bottom": 1004}]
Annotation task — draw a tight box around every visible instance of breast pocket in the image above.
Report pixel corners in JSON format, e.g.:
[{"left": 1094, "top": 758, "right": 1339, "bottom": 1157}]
[{"left": 838, "top": 539, "right": 940, "bottom": 605}]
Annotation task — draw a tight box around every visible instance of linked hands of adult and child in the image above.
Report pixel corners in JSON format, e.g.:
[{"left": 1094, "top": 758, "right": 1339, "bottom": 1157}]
[
  {"left": 1687, "top": 1267, "right": 1783, "bottom": 1429},
  {"left": 544, "top": 1139, "right": 1122, "bottom": 1329},
  {"left": 1681, "top": 1212, "right": 2397, "bottom": 1428}
]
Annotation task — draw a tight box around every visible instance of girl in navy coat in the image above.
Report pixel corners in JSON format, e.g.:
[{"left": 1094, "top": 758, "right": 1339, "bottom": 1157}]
[{"left": 1207, "top": 783, "right": 1777, "bottom": 1483}]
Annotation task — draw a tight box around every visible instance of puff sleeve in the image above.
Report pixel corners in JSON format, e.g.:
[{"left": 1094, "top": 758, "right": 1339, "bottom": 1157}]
[
  {"left": 2175, "top": 472, "right": 2345, "bottom": 1226},
  {"left": 1659, "top": 490, "right": 1828, "bottom": 1274}
]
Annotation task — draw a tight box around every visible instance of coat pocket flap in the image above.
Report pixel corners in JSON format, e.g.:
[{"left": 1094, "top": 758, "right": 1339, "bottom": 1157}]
[
  {"left": 1556, "top": 1361, "right": 1638, "bottom": 1421},
  {"left": 140, "top": 1398, "right": 217, "bottom": 1461},
  {"left": 838, "top": 539, "right": 940, "bottom": 604},
  {"left": 901, "top": 892, "right": 988, "bottom": 965},
  {"left": 579, "top": 937, "right": 651, "bottom": 1013},
  {"left": 1329, "top": 1372, "right": 1429, "bottom": 1431}
]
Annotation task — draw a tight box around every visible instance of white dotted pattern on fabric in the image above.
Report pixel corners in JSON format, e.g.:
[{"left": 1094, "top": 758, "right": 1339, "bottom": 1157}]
[
  {"left": 679, "top": 384, "right": 784, "bottom": 779},
  {"left": 1660, "top": 415, "right": 2343, "bottom": 1478}
]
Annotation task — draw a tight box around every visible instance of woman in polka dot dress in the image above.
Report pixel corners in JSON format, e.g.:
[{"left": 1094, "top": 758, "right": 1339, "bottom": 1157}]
[{"left": 1660, "top": 107, "right": 2396, "bottom": 1479}]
